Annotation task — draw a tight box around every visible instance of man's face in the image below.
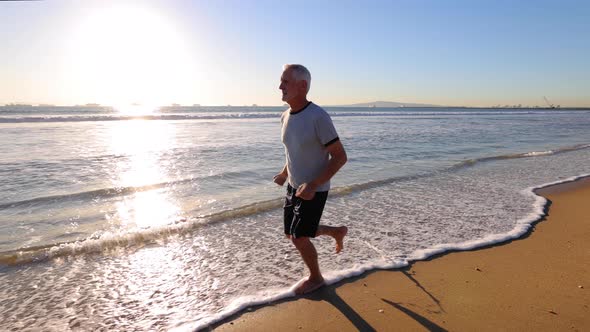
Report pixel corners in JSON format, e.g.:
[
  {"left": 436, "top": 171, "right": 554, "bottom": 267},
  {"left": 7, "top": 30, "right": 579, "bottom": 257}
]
[{"left": 279, "top": 69, "right": 304, "bottom": 103}]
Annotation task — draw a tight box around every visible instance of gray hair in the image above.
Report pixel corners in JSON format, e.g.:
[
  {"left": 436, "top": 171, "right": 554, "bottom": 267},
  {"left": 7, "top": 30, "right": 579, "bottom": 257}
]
[{"left": 283, "top": 64, "right": 311, "bottom": 93}]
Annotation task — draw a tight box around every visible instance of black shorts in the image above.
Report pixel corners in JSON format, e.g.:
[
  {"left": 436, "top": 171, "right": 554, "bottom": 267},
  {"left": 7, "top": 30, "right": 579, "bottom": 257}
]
[{"left": 283, "top": 184, "right": 329, "bottom": 238}]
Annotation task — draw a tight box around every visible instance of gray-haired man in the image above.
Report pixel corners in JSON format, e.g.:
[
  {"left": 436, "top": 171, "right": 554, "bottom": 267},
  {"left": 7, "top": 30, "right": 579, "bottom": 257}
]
[{"left": 273, "top": 64, "right": 348, "bottom": 295}]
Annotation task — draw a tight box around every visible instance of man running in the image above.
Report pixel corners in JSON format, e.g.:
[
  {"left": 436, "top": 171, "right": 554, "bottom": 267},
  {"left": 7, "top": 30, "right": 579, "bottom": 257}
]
[{"left": 273, "top": 64, "right": 348, "bottom": 295}]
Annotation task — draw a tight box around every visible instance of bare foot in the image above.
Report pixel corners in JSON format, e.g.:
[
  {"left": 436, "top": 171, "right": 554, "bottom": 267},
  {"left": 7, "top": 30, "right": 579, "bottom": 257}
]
[
  {"left": 294, "top": 277, "right": 325, "bottom": 295},
  {"left": 335, "top": 226, "right": 348, "bottom": 253}
]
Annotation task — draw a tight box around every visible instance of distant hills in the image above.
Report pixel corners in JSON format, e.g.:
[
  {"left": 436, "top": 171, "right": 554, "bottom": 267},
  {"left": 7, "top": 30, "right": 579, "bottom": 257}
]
[{"left": 333, "top": 101, "right": 442, "bottom": 108}]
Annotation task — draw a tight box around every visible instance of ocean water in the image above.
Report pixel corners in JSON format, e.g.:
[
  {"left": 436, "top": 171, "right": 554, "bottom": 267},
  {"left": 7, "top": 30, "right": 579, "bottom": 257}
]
[{"left": 0, "top": 105, "right": 589, "bottom": 330}]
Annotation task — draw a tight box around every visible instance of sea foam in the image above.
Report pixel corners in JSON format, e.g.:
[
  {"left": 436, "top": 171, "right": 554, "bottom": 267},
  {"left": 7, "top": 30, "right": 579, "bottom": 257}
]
[{"left": 177, "top": 173, "right": 589, "bottom": 331}]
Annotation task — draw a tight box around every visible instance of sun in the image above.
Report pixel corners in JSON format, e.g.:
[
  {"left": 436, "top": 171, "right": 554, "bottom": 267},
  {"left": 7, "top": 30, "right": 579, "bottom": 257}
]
[{"left": 64, "top": 4, "right": 197, "bottom": 108}]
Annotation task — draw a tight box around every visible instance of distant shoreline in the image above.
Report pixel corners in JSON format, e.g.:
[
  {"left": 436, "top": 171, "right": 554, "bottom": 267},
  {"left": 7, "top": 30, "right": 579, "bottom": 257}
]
[{"left": 1, "top": 104, "right": 589, "bottom": 111}]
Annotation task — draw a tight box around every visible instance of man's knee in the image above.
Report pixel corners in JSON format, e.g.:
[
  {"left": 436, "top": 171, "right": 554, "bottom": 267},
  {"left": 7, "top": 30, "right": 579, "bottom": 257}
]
[{"left": 291, "top": 236, "right": 311, "bottom": 248}]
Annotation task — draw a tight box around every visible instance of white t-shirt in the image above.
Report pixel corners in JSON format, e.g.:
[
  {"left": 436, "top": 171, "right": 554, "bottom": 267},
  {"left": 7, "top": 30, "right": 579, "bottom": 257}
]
[{"left": 280, "top": 102, "right": 339, "bottom": 191}]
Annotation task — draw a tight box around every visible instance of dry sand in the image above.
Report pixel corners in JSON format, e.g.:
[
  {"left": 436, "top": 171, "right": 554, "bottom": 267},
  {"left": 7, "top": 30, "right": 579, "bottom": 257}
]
[{"left": 212, "top": 177, "right": 590, "bottom": 331}]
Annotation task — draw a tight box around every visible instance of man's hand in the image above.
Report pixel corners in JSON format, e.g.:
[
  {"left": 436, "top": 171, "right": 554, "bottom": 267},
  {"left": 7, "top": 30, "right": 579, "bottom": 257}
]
[
  {"left": 295, "top": 183, "right": 316, "bottom": 200},
  {"left": 273, "top": 173, "right": 287, "bottom": 186}
]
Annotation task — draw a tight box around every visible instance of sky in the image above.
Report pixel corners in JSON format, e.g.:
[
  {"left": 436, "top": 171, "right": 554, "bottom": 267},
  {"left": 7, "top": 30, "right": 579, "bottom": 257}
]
[{"left": 0, "top": 0, "right": 588, "bottom": 107}]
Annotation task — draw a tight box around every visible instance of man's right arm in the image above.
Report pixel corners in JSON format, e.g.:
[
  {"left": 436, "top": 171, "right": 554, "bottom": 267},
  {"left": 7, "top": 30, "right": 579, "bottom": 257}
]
[{"left": 273, "top": 164, "right": 288, "bottom": 186}]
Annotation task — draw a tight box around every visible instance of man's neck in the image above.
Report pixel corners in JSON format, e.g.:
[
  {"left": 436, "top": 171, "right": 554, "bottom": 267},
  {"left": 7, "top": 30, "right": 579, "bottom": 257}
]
[{"left": 288, "top": 98, "right": 310, "bottom": 112}]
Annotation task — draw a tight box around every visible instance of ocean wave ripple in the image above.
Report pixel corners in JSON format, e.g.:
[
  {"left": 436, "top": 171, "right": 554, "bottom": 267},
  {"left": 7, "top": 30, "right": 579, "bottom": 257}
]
[{"left": 2, "top": 143, "right": 589, "bottom": 267}]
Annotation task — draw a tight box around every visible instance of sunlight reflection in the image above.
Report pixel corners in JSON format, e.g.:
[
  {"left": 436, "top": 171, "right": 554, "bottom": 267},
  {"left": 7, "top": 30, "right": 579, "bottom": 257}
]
[
  {"left": 104, "top": 245, "right": 193, "bottom": 323},
  {"left": 115, "top": 104, "right": 158, "bottom": 117},
  {"left": 109, "top": 120, "right": 181, "bottom": 228}
]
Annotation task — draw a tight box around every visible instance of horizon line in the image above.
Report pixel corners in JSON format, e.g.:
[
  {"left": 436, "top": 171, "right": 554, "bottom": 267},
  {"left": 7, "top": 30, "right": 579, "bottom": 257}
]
[{"left": 2, "top": 103, "right": 590, "bottom": 110}]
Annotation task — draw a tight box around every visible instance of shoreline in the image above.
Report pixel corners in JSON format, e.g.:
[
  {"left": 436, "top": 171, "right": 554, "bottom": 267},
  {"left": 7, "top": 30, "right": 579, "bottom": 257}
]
[{"left": 210, "top": 176, "right": 590, "bottom": 331}]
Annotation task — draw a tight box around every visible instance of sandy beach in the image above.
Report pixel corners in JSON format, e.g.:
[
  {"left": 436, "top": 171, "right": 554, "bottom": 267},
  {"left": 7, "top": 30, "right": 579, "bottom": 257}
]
[{"left": 213, "top": 177, "right": 590, "bottom": 331}]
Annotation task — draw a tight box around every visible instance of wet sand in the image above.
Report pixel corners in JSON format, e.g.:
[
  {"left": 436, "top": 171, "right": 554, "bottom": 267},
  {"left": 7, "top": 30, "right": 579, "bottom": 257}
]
[{"left": 213, "top": 177, "right": 590, "bottom": 331}]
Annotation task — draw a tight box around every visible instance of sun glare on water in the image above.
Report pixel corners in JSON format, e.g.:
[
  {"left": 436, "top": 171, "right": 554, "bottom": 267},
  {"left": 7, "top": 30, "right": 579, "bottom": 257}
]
[
  {"left": 115, "top": 103, "right": 158, "bottom": 116},
  {"left": 65, "top": 4, "right": 197, "bottom": 108},
  {"left": 109, "top": 120, "right": 182, "bottom": 229}
]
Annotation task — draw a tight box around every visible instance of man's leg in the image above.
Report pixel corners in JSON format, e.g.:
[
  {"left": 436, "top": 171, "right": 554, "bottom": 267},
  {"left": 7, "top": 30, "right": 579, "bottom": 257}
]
[
  {"left": 316, "top": 225, "right": 348, "bottom": 253},
  {"left": 291, "top": 236, "right": 325, "bottom": 294}
]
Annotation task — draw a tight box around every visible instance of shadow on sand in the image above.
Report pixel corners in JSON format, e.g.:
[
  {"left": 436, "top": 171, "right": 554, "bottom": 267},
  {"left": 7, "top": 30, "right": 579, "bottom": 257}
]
[
  {"left": 401, "top": 270, "right": 445, "bottom": 313},
  {"left": 381, "top": 298, "right": 448, "bottom": 332},
  {"left": 303, "top": 287, "right": 376, "bottom": 331},
  {"left": 207, "top": 268, "right": 448, "bottom": 331}
]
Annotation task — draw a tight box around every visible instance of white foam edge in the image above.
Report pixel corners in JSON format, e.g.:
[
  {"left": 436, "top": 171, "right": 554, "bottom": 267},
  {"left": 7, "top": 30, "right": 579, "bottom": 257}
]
[
  {"left": 410, "top": 173, "right": 589, "bottom": 259},
  {"left": 173, "top": 172, "right": 590, "bottom": 332},
  {"left": 173, "top": 258, "right": 408, "bottom": 331}
]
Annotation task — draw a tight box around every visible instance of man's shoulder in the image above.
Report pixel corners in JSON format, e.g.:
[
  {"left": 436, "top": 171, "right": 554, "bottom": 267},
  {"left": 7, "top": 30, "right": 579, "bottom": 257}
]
[
  {"left": 302, "top": 102, "right": 326, "bottom": 116},
  {"left": 308, "top": 103, "right": 332, "bottom": 121}
]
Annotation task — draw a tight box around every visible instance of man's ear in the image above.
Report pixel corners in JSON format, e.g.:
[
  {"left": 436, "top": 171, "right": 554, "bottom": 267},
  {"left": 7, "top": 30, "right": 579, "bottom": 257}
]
[{"left": 299, "top": 80, "right": 308, "bottom": 92}]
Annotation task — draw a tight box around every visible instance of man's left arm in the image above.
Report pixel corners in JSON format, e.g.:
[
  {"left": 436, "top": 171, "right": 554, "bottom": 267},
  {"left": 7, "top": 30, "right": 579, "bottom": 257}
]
[{"left": 295, "top": 140, "right": 347, "bottom": 200}]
